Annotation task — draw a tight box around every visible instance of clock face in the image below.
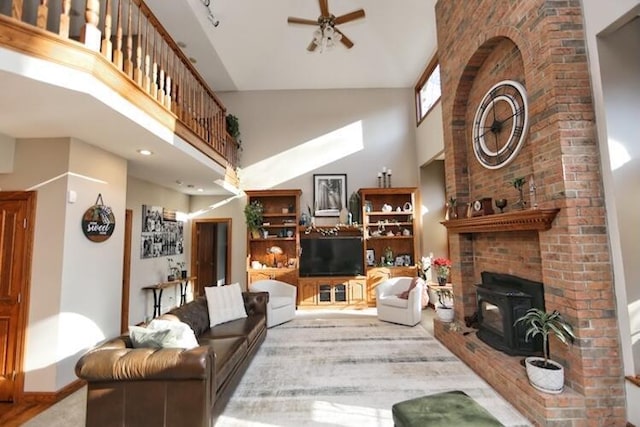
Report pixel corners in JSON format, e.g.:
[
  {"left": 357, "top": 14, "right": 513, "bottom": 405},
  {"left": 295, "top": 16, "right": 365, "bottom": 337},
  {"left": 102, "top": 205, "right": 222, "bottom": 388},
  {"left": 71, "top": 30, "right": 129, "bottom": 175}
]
[
  {"left": 472, "top": 80, "right": 529, "bottom": 169},
  {"left": 473, "top": 200, "right": 482, "bottom": 211}
]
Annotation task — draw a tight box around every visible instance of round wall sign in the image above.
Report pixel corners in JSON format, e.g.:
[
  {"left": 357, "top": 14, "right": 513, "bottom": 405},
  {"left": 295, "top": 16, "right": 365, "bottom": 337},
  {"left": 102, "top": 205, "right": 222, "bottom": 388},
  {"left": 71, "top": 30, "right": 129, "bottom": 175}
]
[
  {"left": 82, "top": 194, "right": 115, "bottom": 242},
  {"left": 472, "top": 80, "right": 529, "bottom": 169}
]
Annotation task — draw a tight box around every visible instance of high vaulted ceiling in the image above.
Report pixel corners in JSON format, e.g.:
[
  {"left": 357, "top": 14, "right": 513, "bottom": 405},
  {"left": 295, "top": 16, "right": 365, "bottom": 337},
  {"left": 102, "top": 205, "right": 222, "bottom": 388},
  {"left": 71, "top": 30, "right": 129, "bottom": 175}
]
[{"left": 146, "top": 0, "right": 438, "bottom": 92}]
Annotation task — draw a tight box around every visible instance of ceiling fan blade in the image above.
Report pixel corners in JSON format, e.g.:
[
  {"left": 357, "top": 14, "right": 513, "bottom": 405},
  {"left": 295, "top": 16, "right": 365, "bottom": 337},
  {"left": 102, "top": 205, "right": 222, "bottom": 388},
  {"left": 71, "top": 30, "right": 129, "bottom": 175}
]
[
  {"left": 335, "top": 28, "right": 354, "bottom": 48},
  {"left": 307, "top": 40, "right": 318, "bottom": 52},
  {"left": 288, "top": 17, "right": 319, "bottom": 25},
  {"left": 319, "top": 0, "right": 329, "bottom": 17},
  {"left": 334, "top": 9, "right": 365, "bottom": 25}
]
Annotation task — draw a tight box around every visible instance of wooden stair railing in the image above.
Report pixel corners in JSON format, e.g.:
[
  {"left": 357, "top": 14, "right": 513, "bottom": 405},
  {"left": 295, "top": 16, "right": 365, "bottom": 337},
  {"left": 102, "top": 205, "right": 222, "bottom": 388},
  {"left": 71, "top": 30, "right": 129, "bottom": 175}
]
[{"left": 1, "top": 0, "right": 238, "bottom": 172}]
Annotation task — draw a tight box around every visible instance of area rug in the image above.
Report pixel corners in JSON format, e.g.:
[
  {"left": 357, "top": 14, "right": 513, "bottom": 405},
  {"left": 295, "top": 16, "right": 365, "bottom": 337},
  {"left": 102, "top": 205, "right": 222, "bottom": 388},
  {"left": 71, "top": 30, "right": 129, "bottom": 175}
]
[{"left": 215, "top": 316, "right": 531, "bottom": 427}]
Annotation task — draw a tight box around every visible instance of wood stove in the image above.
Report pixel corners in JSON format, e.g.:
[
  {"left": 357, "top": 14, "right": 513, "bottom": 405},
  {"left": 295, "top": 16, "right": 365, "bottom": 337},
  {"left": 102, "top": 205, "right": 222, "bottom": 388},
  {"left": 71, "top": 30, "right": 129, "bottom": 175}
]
[{"left": 475, "top": 271, "right": 545, "bottom": 356}]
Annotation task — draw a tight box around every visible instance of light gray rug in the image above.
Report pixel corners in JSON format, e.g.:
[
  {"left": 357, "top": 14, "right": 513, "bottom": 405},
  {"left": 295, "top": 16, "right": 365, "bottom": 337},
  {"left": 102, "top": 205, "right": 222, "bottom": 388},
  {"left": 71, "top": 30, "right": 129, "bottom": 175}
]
[
  {"left": 23, "top": 312, "right": 531, "bottom": 427},
  {"left": 215, "top": 315, "right": 531, "bottom": 427}
]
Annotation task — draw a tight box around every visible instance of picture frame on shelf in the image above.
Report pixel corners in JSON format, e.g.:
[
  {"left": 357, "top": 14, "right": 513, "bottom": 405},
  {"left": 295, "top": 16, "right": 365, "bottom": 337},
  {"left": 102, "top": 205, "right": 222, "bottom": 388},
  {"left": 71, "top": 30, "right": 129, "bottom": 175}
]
[
  {"left": 394, "top": 256, "right": 405, "bottom": 266},
  {"left": 313, "top": 174, "right": 347, "bottom": 217},
  {"left": 366, "top": 249, "right": 376, "bottom": 266}
]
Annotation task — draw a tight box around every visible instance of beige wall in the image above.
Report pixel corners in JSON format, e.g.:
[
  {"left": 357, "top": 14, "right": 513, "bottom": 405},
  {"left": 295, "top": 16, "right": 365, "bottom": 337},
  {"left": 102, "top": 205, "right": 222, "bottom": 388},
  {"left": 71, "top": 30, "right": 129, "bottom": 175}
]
[
  {"left": 419, "top": 160, "right": 447, "bottom": 261},
  {"left": 0, "top": 137, "right": 127, "bottom": 392},
  {"left": 216, "top": 88, "right": 420, "bottom": 285},
  {"left": 0, "top": 132, "right": 15, "bottom": 174},
  {"left": 415, "top": 101, "right": 445, "bottom": 165},
  {"left": 126, "top": 177, "right": 191, "bottom": 325}
]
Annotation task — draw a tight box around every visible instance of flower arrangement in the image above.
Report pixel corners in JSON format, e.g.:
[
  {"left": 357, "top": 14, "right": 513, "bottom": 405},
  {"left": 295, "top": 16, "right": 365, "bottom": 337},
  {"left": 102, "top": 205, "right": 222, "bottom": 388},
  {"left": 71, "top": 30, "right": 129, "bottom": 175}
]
[
  {"left": 417, "top": 256, "right": 431, "bottom": 280},
  {"left": 433, "top": 257, "right": 451, "bottom": 281}
]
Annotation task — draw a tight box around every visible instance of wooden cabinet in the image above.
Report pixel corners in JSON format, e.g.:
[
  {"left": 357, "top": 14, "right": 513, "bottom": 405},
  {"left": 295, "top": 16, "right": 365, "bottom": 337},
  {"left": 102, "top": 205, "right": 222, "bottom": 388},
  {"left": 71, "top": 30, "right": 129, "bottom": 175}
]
[
  {"left": 298, "top": 277, "right": 367, "bottom": 308},
  {"left": 246, "top": 190, "right": 301, "bottom": 286},
  {"left": 359, "top": 187, "right": 420, "bottom": 305}
]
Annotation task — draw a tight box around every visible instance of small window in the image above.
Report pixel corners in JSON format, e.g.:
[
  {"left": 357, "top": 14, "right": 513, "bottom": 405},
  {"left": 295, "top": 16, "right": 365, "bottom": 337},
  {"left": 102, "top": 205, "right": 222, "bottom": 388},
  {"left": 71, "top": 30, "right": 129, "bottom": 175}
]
[{"left": 415, "top": 59, "right": 441, "bottom": 123}]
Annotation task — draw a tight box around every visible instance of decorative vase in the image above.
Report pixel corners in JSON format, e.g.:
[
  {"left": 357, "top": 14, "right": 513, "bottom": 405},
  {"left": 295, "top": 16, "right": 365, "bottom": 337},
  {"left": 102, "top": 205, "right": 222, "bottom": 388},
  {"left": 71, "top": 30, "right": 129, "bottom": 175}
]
[
  {"left": 436, "top": 306, "right": 454, "bottom": 323},
  {"left": 524, "top": 357, "right": 565, "bottom": 394},
  {"left": 181, "top": 270, "right": 187, "bottom": 279},
  {"left": 437, "top": 276, "right": 447, "bottom": 286}
]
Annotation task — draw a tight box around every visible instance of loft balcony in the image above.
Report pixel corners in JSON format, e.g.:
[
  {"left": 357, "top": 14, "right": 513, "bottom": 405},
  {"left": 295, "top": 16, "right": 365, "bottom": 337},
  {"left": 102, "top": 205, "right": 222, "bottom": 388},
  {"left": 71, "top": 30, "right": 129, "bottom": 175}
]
[{"left": 0, "top": 0, "right": 239, "bottom": 192}]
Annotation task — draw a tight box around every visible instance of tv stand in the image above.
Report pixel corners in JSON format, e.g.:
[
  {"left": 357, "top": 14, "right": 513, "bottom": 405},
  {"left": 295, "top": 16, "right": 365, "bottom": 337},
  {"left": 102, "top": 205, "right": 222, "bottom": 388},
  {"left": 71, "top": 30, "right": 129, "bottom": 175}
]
[{"left": 298, "top": 276, "right": 367, "bottom": 308}]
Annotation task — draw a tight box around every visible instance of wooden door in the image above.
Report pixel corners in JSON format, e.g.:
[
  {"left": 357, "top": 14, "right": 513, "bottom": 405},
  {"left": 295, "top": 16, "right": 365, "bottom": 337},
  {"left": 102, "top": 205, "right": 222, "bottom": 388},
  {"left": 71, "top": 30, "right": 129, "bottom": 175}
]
[
  {"left": 192, "top": 219, "right": 231, "bottom": 296},
  {"left": 0, "top": 192, "right": 36, "bottom": 402}
]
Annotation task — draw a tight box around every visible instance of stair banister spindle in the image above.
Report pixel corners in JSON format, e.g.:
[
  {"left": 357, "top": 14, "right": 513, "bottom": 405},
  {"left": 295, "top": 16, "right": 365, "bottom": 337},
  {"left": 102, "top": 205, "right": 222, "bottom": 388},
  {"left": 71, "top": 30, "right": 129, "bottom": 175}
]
[
  {"left": 150, "top": 29, "right": 158, "bottom": 99},
  {"left": 164, "top": 45, "right": 172, "bottom": 109},
  {"left": 12, "top": 0, "right": 23, "bottom": 21},
  {"left": 101, "top": 0, "right": 112, "bottom": 59},
  {"left": 59, "top": 0, "right": 71, "bottom": 38},
  {"left": 124, "top": 0, "right": 133, "bottom": 77},
  {"left": 157, "top": 39, "right": 165, "bottom": 104},
  {"left": 113, "top": 0, "right": 124, "bottom": 69},
  {"left": 133, "top": 4, "right": 142, "bottom": 85},
  {"left": 37, "top": 0, "right": 49, "bottom": 30},
  {"left": 143, "top": 16, "right": 151, "bottom": 93}
]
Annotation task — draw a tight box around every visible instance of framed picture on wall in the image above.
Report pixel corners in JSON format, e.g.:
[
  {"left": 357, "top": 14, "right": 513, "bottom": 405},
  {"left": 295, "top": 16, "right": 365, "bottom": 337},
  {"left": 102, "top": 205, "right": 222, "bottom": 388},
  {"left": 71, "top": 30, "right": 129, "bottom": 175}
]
[{"left": 313, "top": 174, "right": 347, "bottom": 217}]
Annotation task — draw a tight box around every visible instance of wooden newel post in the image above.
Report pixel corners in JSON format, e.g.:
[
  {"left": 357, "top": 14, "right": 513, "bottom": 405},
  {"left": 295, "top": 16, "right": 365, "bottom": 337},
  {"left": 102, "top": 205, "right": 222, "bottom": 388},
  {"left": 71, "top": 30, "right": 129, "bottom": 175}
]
[{"left": 80, "top": 0, "right": 102, "bottom": 51}]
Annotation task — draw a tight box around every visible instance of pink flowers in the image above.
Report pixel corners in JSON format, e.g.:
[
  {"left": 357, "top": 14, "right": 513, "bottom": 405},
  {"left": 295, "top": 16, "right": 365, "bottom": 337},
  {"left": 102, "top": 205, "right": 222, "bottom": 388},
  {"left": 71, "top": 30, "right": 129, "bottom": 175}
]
[{"left": 433, "top": 257, "right": 451, "bottom": 278}]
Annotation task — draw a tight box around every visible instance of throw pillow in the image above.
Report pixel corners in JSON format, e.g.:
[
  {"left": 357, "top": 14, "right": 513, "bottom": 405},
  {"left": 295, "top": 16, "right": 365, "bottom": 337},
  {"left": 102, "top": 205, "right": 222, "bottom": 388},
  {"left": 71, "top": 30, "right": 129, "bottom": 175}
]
[
  {"left": 129, "top": 326, "right": 172, "bottom": 349},
  {"left": 204, "top": 282, "right": 247, "bottom": 327},
  {"left": 397, "top": 277, "right": 422, "bottom": 300},
  {"left": 147, "top": 319, "right": 199, "bottom": 349}
]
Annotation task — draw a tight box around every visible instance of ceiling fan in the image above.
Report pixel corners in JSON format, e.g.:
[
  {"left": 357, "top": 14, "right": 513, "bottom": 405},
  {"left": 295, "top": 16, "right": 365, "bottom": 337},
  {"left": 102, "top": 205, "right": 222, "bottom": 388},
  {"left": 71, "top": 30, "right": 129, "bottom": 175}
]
[{"left": 287, "top": 0, "right": 366, "bottom": 52}]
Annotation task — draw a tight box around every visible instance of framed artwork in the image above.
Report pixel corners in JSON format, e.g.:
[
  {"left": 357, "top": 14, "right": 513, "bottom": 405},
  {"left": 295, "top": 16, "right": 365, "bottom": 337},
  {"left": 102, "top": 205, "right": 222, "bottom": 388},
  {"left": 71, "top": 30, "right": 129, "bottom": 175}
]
[
  {"left": 313, "top": 174, "right": 347, "bottom": 217},
  {"left": 366, "top": 249, "right": 376, "bottom": 266}
]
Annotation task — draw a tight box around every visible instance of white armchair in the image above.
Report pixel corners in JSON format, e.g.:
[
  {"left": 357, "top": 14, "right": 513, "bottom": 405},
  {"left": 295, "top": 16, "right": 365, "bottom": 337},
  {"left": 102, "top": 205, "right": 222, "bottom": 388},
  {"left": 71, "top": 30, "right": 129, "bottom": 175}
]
[
  {"left": 249, "top": 279, "right": 297, "bottom": 328},
  {"left": 376, "top": 277, "right": 425, "bottom": 326}
]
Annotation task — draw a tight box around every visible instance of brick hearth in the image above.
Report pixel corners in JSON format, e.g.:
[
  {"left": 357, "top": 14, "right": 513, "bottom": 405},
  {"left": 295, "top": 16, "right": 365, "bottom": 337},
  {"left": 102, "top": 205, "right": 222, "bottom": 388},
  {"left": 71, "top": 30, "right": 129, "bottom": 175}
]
[
  {"left": 435, "top": 1, "right": 626, "bottom": 425},
  {"left": 435, "top": 320, "right": 586, "bottom": 425}
]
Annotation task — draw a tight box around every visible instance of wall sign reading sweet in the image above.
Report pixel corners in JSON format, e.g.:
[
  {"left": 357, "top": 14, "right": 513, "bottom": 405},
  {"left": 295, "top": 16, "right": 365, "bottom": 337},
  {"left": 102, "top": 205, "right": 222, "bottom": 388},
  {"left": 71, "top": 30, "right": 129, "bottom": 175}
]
[{"left": 82, "top": 193, "right": 116, "bottom": 242}]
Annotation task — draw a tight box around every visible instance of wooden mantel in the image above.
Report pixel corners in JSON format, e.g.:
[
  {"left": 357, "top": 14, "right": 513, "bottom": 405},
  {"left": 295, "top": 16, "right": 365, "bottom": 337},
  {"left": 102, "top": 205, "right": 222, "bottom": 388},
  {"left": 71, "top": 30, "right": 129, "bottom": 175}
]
[{"left": 441, "top": 208, "right": 560, "bottom": 233}]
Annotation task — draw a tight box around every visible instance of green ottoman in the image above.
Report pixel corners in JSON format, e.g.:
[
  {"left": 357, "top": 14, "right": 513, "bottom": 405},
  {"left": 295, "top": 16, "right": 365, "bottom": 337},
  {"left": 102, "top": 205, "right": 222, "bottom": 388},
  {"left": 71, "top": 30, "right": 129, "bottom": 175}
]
[{"left": 392, "top": 390, "right": 505, "bottom": 427}]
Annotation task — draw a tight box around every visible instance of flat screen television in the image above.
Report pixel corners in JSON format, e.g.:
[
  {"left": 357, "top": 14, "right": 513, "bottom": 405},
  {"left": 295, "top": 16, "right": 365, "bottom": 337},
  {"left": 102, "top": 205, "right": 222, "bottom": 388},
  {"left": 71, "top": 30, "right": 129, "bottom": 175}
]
[{"left": 299, "top": 236, "right": 364, "bottom": 277}]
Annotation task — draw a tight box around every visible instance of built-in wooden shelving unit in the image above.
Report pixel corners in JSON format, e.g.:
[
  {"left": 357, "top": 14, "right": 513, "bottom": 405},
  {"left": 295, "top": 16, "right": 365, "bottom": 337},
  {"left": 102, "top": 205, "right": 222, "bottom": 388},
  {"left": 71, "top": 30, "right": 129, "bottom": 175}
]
[{"left": 441, "top": 208, "right": 560, "bottom": 233}]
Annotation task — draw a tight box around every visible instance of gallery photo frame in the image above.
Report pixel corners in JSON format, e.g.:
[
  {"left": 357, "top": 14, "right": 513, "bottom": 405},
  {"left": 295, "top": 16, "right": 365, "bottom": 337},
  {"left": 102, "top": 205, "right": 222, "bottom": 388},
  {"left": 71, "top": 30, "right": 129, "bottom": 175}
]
[
  {"left": 313, "top": 174, "right": 347, "bottom": 217},
  {"left": 366, "top": 249, "right": 376, "bottom": 266}
]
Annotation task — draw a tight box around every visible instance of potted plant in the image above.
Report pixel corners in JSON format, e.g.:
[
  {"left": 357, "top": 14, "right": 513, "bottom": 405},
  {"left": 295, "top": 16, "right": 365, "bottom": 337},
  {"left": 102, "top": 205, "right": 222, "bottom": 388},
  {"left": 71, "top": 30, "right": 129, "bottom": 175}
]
[
  {"left": 244, "top": 200, "right": 264, "bottom": 239},
  {"left": 514, "top": 308, "right": 576, "bottom": 394},
  {"left": 226, "top": 114, "right": 241, "bottom": 141},
  {"left": 433, "top": 257, "right": 451, "bottom": 285},
  {"left": 434, "top": 287, "right": 454, "bottom": 323}
]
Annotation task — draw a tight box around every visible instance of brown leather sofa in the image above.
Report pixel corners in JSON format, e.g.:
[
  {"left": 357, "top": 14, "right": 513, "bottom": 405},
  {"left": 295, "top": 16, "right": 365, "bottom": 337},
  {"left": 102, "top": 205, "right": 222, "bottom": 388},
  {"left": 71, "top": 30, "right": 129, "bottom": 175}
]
[{"left": 75, "top": 292, "right": 268, "bottom": 427}]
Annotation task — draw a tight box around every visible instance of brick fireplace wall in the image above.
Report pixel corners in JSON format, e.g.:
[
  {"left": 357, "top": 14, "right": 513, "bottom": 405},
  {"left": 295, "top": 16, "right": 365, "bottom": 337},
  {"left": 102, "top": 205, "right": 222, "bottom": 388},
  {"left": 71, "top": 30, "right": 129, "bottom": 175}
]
[{"left": 434, "top": 0, "right": 625, "bottom": 425}]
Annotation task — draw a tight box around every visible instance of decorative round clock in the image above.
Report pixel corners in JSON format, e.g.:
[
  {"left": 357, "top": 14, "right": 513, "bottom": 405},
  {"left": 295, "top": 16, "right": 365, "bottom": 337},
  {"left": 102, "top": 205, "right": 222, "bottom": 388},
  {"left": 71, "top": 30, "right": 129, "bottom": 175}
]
[{"left": 472, "top": 80, "right": 529, "bottom": 169}]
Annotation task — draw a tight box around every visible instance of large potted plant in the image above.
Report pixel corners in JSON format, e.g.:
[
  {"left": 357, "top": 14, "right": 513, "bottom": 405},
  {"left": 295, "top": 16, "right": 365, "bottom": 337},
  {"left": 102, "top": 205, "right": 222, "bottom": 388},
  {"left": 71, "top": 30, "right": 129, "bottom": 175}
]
[
  {"left": 244, "top": 200, "right": 264, "bottom": 239},
  {"left": 514, "top": 308, "right": 576, "bottom": 394},
  {"left": 434, "top": 287, "right": 454, "bottom": 323}
]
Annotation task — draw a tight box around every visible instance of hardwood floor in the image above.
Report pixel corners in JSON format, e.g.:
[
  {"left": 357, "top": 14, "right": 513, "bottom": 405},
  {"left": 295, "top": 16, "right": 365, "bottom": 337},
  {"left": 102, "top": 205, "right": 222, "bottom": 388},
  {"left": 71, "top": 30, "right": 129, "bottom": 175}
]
[
  {"left": 0, "top": 400, "right": 52, "bottom": 427},
  {"left": 0, "top": 380, "right": 85, "bottom": 426}
]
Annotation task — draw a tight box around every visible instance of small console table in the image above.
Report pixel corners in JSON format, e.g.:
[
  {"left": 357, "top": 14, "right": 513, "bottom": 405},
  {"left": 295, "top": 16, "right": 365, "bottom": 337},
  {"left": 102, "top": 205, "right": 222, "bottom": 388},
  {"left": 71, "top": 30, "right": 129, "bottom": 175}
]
[{"left": 142, "top": 276, "right": 197, "bottom": 318}]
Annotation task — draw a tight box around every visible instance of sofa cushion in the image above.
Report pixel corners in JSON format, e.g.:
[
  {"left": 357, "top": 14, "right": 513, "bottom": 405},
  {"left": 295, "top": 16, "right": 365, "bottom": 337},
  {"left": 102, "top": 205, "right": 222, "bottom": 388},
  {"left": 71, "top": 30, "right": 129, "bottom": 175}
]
[
  {"left": 379, "top": 295, "right": 409, "bottom": 308},
  {"left": 270, "top": 296, "right": 293, "bottom": 310},
  {"left": 147, "top": 319, "right": 199, "bottom": 349},
  {"left": 128, "top": 326, "right": 173, "bottom": 349},
  {"left": 199, "top": 315, "right": 266, "bottom": 346},
  {"left": 205, "top": 283, "right": 248, "bottom": 327},
  {"left": 165, "top": 297, "right": 210, "bottom": 336},
  {"left": 206, "top": 337, "right": 247, "bottom": 390}
]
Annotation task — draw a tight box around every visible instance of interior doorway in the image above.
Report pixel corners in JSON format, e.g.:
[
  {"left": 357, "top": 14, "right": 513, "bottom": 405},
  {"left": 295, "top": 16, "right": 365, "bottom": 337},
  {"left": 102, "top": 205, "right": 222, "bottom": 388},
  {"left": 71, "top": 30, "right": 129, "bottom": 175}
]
[{"left": 191, "top": 219, "right": 232, "bottom": 296}]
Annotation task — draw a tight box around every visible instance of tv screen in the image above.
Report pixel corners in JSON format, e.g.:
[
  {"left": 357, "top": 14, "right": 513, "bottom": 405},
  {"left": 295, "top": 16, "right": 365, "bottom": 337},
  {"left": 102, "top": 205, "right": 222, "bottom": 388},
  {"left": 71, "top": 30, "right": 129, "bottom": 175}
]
[{"left": 300, "top": 237, "right": 364, "bottom": 277}]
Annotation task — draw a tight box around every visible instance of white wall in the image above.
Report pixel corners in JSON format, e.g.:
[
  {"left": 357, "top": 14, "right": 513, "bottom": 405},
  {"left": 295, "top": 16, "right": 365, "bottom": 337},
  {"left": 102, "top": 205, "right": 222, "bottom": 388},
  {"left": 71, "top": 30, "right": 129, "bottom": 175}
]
[
  {"left": 0, "top": 137, "right": 127, "bottom": 392},
  {"left": 419, "top": 160, "right": 448, "bottom": 260},
  {"left": 581, "top": 0, "right": 640, "bottom": 424},
  {"left": 0, "top": 132, "right": 15, "bottom": 174},
  {"left": 126, "top": 177, "right": 190, "bottom": 325},
  {"left": 214, "top": 88, "right": 419, "bottom": 284},
  {"left": 415, "top": 101, "right": 445, "bottom": 165}
]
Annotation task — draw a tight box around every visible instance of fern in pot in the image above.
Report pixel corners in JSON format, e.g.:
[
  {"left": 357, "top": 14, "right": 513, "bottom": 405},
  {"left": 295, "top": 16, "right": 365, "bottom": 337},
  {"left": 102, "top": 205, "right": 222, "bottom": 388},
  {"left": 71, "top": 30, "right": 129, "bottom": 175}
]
[
  {"left": 514, "top": 308, "right": 576, "bottom": 394},
  {"left": 244, "top": 200, "right": 264, "bottom": 239}
]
